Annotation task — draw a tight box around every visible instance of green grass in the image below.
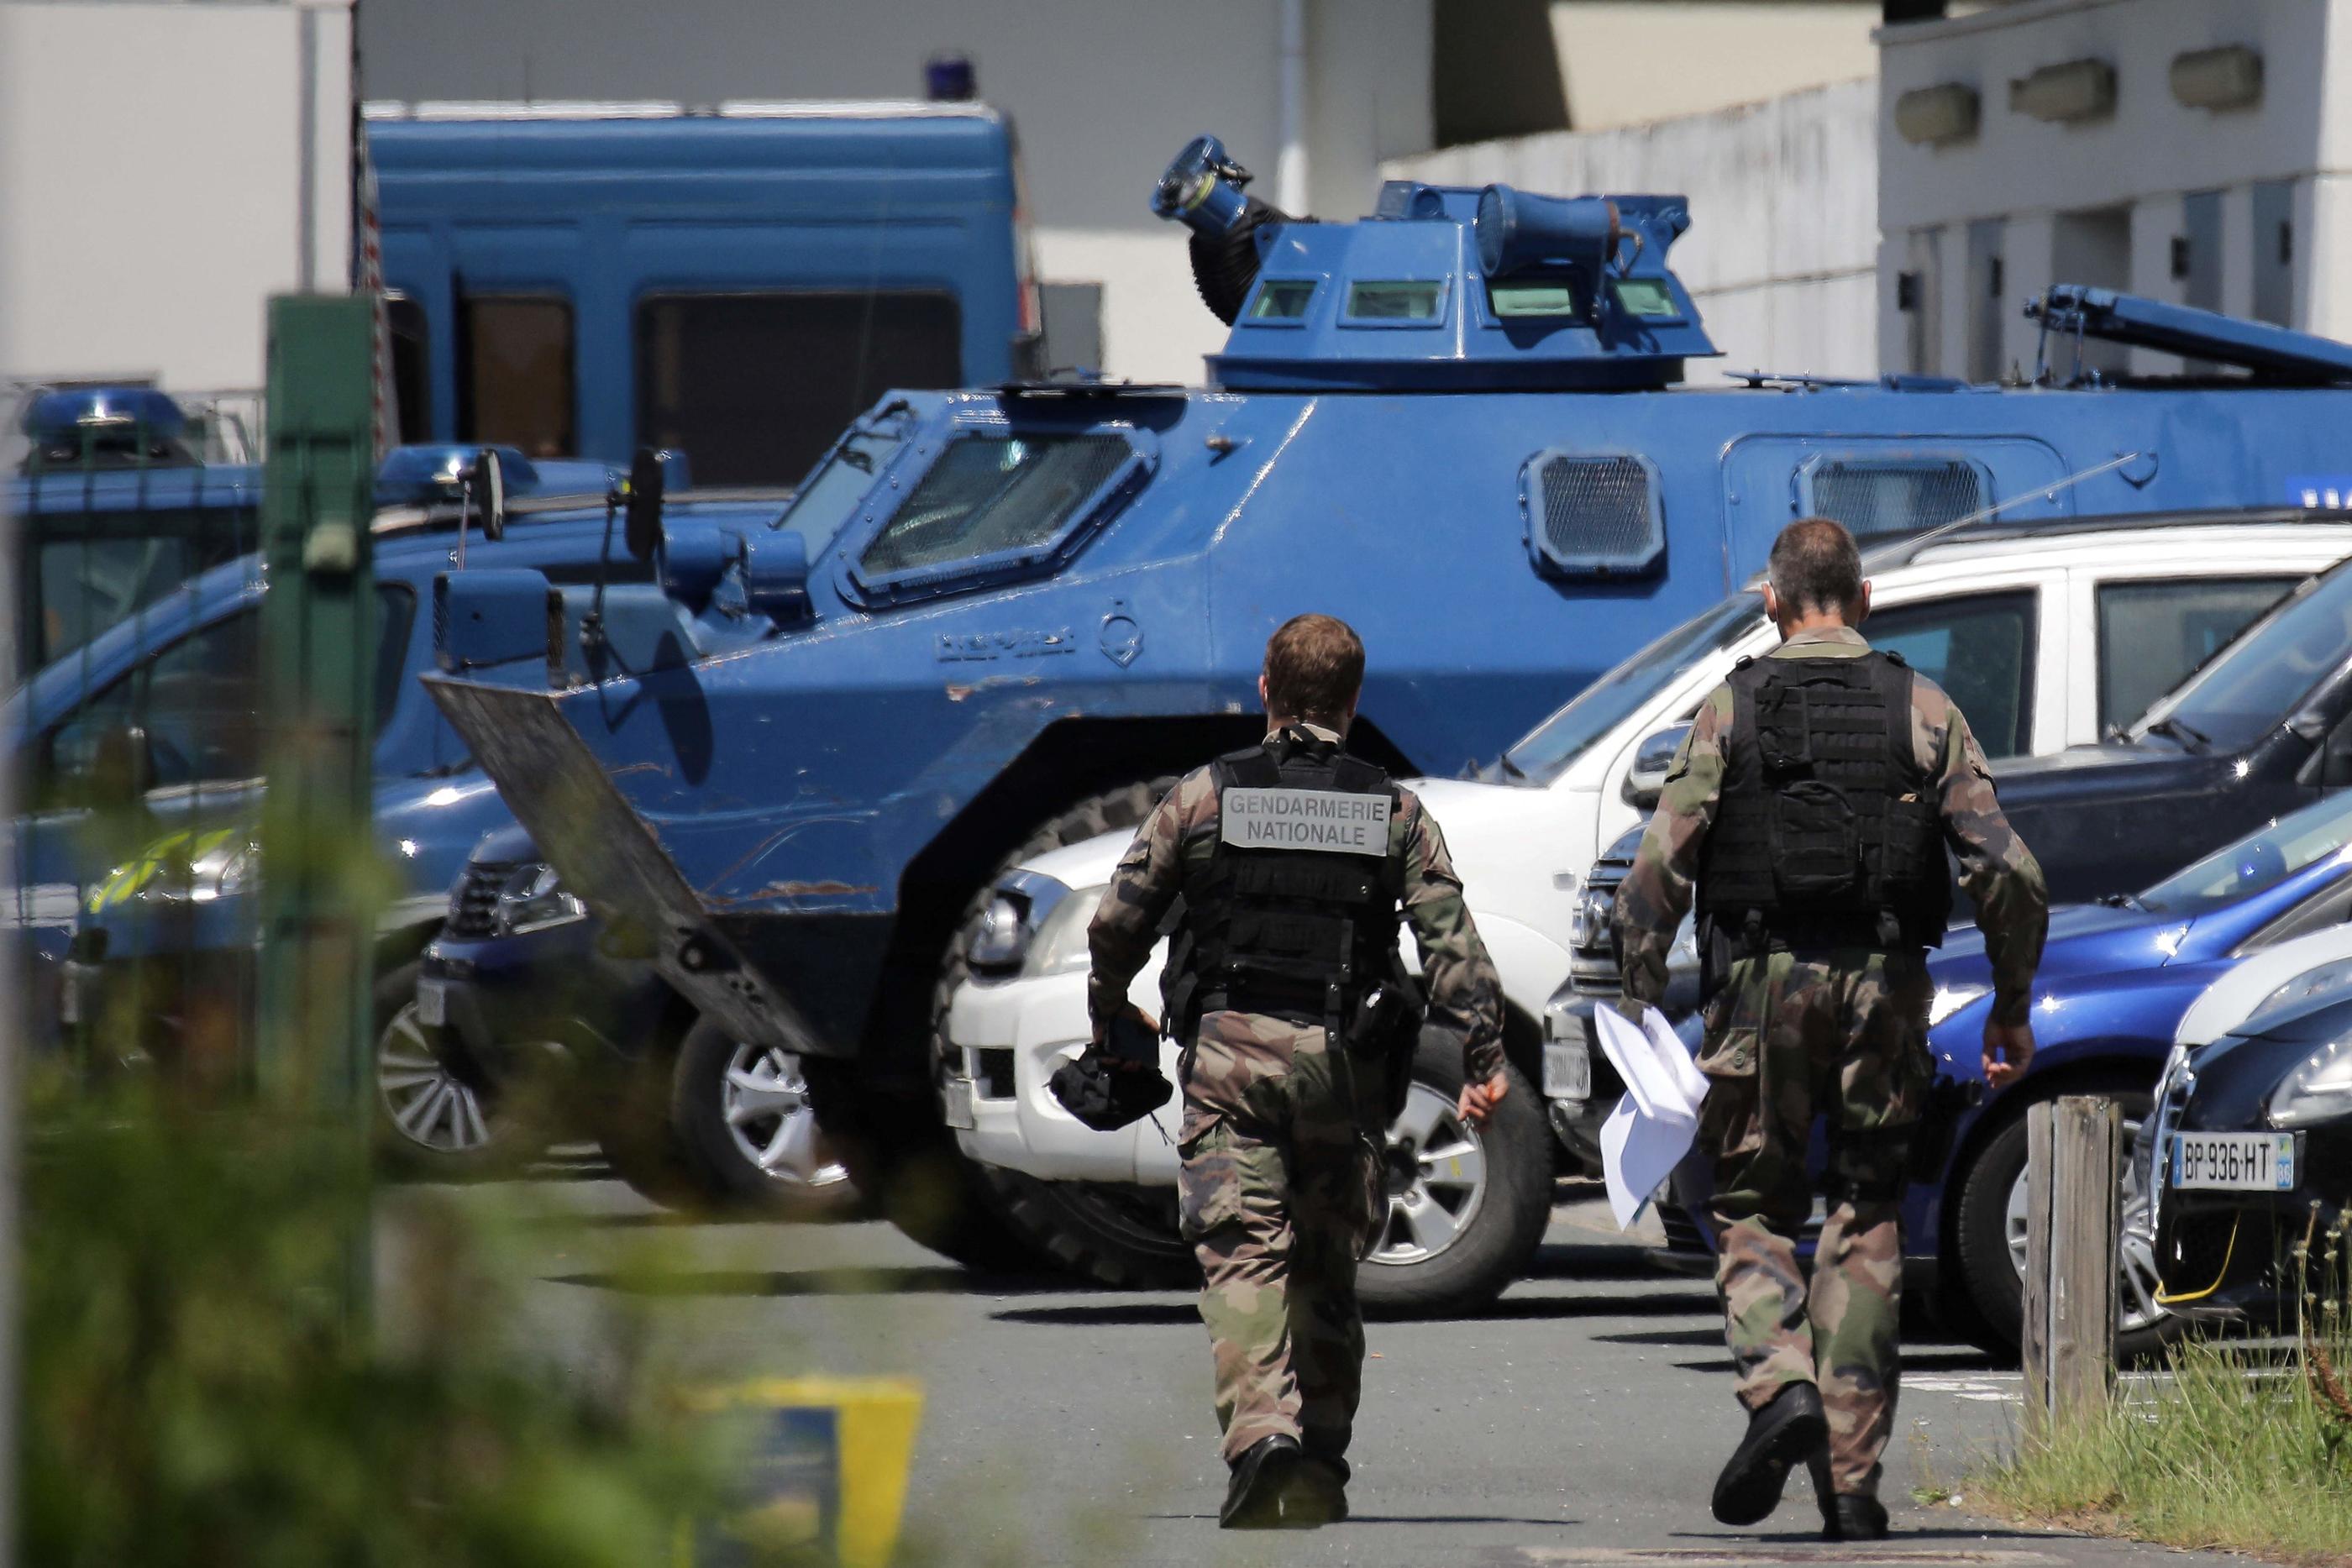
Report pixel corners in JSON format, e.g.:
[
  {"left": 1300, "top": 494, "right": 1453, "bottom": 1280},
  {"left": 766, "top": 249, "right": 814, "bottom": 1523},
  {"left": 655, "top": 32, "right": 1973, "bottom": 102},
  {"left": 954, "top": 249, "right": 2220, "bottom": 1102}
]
[{"left": 1977, "top": 1211, "right": 2352, "bottom": 1565}]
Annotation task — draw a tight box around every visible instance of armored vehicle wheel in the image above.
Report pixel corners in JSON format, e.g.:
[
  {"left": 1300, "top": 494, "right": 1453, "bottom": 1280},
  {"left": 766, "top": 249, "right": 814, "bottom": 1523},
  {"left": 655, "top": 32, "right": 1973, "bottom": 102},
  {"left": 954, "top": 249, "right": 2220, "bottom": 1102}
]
[
  {"left": 851, "top": 778, "right": 1184, "bottom": 1275},
  {"left": 671, "top": 1016, "right": 864, "bottom": 1220},
  {"left": 980, "top": 1167, "right": 1197, "bottom": 1288},
  {"left": 1950, "top": 1077, "right": 2182, "bottom": 1362},
  {"left": 372, "top": 963, "right": 546, "bottom": 1179}
]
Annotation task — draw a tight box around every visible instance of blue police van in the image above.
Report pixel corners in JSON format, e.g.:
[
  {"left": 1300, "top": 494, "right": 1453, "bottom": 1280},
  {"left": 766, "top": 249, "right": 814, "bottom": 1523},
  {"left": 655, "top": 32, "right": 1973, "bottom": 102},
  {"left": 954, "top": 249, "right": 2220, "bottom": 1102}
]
[
  {"left": 407, "top": 135, "right": 2352, "bottom": 1266},
  {"left": 366, "top": 102, "right": 1033, "bottom": 485}
]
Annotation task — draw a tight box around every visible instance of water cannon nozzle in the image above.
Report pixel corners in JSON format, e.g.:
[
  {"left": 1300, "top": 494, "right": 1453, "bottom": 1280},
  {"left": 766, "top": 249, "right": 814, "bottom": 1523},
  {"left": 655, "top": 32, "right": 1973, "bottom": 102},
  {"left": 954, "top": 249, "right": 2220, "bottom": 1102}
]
[
  {"left": 1152, "top": 134, "right": 1253, "bottom": 237},
  {"left": 1475, "top": 186, "right": 1623, "bottom": 291}
]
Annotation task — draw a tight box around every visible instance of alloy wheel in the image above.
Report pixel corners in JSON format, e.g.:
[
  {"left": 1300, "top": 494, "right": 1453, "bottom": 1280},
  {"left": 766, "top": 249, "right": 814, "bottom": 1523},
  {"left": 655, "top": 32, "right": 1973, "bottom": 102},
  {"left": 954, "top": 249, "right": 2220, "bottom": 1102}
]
[
  {"left": 377, "top": 1004, "right": 496, "bottom": 1155},
  {"left": 1369, "top": 1083, "right": 1488, "bottom": 1265},
  {"left": 722, "top": 1042, "right": 851, "bottom": 1190},
  {"left": 2002, "top": 1108, "right": 2166, "bottom": 1335}
]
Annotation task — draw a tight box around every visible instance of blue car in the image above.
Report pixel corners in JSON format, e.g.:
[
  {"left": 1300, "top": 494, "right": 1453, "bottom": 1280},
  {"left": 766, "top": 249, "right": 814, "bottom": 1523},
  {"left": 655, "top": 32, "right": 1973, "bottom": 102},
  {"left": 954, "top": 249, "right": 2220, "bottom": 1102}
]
[
  {"left": 19, "top": 451, "right": 784, "bottom": 1163},
  {"left": 1662, "top": 788, "right": 2352, "bottom": 1357}
]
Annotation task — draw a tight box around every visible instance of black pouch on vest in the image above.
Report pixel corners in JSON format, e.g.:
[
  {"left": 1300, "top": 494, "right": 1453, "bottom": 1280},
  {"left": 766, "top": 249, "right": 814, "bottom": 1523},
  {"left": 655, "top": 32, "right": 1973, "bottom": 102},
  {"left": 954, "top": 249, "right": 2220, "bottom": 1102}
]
[{"left": 1348, "top": 973, "right": 1425, "bottom": 1122}]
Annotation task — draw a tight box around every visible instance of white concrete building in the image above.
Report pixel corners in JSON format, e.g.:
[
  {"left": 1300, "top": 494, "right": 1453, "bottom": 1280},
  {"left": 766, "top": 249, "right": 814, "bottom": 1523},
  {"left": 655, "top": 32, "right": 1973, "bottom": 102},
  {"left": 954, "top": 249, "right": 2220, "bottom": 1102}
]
[
  {"left": 1877, "top": 0, "right": 2352, "bottom": 380},
  {"left": 1387, "top": 78, "right": 1882, "bottom": 384},
  {"left": 0, "top": 0, "right": 353, "bottom": 403}
]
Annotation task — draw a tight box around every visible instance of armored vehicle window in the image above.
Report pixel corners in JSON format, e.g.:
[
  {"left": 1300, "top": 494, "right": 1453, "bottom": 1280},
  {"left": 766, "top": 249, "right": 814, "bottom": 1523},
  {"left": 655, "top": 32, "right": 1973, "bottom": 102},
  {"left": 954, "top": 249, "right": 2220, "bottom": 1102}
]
[
  {"left": 1345, "top": 281, "right": 1444, "bottom": 322},
  {"left": 1804, "top": 458, "right": 1987, "bottom": 543},
  {"left": 1503, "top": 592, "right": 1762, "bottom": 785},
  {"left": 1489, "top": 281, "right": 1581, "bottom": 317},
  {"left": 1866, "top": 591, "right": 2035, "bottom": 759},
  {"left": 774, "top": 423, "right": 912, "bottom": 560},
  {"left": 2097, "top": 577, "right": 2299, "bottom": 737},
  {"left": 636, "top": 291, "right": 961, "bottom": 489},
  {"left": 858, "top": 433, "right": 1131, "bottom": 578},
  {"left": 457, "top": 296, "right": 575, "bottom": 460},
  {"left": 1248, "top": 280, "right": 1318, "bottom": 320},
  {"left": 1611, "top": 279, "right": 1680, "bottom": 318},
  {"left": 1523, "top": 451, "right": 1666, "bottom": 579}
]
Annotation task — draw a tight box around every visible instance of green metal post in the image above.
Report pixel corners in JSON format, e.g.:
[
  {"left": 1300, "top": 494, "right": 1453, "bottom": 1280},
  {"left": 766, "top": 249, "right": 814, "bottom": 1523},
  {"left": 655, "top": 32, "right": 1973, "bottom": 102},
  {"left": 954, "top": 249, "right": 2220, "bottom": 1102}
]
[{"left": 255, "top": 296, "right": 379, "bottom": 1116}]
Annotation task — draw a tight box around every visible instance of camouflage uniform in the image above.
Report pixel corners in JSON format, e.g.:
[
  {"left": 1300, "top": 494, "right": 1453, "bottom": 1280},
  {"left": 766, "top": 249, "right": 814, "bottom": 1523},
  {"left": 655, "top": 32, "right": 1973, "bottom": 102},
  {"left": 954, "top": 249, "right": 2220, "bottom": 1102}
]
[
  {"left": 1089, "top": 723, "right": 1505, "bottom": 1466},
  {"left": 1612, "top": 627, "right": 2046, "bottom": 1499}
]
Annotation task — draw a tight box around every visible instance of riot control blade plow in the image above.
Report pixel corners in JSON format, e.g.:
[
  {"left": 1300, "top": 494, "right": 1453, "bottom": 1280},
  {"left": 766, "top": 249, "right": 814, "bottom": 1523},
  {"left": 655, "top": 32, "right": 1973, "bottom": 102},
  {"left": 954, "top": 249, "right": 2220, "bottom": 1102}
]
[{"left": 423, "top": 675, "right": 824, "bottom": 1055}]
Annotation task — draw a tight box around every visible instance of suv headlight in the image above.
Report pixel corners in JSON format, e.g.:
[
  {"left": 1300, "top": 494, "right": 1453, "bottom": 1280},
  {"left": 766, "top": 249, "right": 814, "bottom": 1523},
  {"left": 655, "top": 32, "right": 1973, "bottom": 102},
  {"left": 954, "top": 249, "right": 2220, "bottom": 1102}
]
[
  {"left": 2270, "top": 1031, "right": 2352, "bottom": 1129},
  {"left": 1024, "top": 884, "right": 1106, "bottom": 978},
  {"left": 494, "top": 863, "right": 586, "bottom": 936}
]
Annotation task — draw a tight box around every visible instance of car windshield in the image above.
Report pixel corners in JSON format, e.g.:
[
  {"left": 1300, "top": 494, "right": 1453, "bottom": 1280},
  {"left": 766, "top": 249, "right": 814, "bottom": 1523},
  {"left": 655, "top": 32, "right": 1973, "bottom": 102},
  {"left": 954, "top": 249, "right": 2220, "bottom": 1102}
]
[
  {"left": 769, "top": 417, "right": 911, "bottom": 559},
  {"left": 2137, "top": 789, "right": 2352, "bottom": 917},
  {"left": 1503, "top": 593, "right": 1762, "bottom": 784},
  {"left": 2134, "top": 559, "right": 2352, "bottom": 752}
]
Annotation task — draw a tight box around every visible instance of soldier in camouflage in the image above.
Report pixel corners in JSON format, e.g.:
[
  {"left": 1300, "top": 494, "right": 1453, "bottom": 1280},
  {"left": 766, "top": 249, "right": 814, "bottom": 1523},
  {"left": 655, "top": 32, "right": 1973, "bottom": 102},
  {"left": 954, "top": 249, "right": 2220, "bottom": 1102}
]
[
  {"left": 1613, "top": 518, "right": 2047, "bottom": 1541},
  {"left": 1089, "top": 613, "right": 1509, "bottom": 1530}
]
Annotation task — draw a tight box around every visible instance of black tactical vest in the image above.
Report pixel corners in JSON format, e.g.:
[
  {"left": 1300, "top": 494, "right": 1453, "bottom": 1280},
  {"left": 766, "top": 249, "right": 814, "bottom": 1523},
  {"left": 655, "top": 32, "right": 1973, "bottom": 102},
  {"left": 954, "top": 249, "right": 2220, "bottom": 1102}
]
[
  {"left": 1178, "top": 729, "right": 1406, "bottom": 1027},
  {"left": 1698, "top": 650, "right": 1952, "bottom": 950}
]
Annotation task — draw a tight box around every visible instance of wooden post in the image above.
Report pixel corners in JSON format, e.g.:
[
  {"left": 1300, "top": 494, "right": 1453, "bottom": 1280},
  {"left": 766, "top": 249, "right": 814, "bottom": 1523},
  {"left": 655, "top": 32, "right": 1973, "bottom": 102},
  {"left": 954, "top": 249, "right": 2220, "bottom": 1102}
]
[{"left": 2021, "top": 1095, "right": 2121, "bottom": 1440}]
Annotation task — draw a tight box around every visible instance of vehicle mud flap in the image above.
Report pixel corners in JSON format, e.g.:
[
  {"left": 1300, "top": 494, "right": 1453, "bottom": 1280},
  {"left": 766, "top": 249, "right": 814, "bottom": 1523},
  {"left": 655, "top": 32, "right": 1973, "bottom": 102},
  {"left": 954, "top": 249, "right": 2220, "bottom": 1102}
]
[{"left": 422, "top": 675, "right": 822, "bottom": 1055}]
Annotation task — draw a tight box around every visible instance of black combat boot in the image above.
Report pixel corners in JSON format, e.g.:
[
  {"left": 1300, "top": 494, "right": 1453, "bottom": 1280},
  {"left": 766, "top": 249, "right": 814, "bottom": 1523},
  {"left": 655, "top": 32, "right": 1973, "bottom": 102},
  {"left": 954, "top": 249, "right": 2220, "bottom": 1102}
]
[
  {"left": 1221, "top": 1434, "right": 1304, "bottom": 1529},
  {"left": 1711, "top": 1382, "right": 1829, "bottom": 1526},
  {"left": 1284, "top": 1451, "right": 1350, "bottom": 1526},
  {"left": 1823, "top": 1493, "right": 1891, "bottom": 1541}
]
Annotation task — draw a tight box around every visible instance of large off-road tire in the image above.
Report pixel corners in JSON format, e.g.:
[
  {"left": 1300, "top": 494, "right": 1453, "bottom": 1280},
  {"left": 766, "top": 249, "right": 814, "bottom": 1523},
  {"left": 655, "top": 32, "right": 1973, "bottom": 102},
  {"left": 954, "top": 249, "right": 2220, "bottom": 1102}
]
[
  {"left": 1359, "top": 1034, "right": 1551, "bottom": 1317},
  {"left": 1950, "top": 1076, "right": 2181, "bottom": 1362},
  {"left": 981, "top": 1035, "right": 1553, "bottom": 1315},
  {"left": 372, "top": 962, "right": 548, "bottom": 1180},
  {"left": 980, "top": 1167, "right": 1197, "bottom": 1288},
  {"left": 864, "top": 778, "right": 1179, "bottom": 1275},
  {"left": 671, "top": 1016, "right": 864, "bottom": 1221}
]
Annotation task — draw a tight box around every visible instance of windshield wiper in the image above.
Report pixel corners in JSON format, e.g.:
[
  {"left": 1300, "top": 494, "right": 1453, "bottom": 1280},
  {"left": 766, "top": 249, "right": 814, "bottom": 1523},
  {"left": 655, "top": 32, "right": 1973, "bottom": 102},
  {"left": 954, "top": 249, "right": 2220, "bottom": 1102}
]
[
  {"left": 1496, "top": 753, "right": 1528, "bottom": 783},
  {"left": 2095, "top": 891, "right": 2143, "bottom": 910},
  {"left": 2142, "top": 716, "right": 2212, "bottom": 752}
]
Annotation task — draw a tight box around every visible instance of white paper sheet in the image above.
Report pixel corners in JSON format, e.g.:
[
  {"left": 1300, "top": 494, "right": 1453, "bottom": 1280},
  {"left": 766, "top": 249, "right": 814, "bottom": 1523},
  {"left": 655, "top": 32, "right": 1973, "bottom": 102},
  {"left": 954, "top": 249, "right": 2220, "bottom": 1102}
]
[{"left": 1592, "top": 1003, "right": 1709, "bottom": 1230}]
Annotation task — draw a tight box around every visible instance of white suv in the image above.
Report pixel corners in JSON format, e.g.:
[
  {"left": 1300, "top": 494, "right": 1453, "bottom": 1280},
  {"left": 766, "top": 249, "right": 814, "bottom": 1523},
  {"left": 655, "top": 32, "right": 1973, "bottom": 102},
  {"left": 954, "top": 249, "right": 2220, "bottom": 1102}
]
[{"left": 944, "top": 512, "right": 2352, "bottom": 1311}]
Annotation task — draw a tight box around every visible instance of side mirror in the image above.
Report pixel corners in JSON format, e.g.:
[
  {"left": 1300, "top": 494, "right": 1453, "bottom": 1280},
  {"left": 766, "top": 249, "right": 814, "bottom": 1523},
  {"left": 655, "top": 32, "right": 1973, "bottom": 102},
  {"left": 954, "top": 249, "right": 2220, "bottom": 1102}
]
[
  {"left": 624, "top": 446, "right": 665, "bottom": 562},
  {"left": 472, "top": 448, "right": 507, "bottom": 541},
  {"left": 1620, "top": 721, "right": 1691, "bottom": 810}
]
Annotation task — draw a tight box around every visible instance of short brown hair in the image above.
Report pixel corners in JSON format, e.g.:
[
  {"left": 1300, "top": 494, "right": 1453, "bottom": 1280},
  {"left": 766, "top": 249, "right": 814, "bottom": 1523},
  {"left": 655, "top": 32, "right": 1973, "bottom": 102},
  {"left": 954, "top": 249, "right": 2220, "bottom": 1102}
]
[
  {"left": 1767, "top": 517, "right": 1864, "bottom": 615},
  {"left": 1263, "top": 614, "right": 1365, "bottom": 724}
]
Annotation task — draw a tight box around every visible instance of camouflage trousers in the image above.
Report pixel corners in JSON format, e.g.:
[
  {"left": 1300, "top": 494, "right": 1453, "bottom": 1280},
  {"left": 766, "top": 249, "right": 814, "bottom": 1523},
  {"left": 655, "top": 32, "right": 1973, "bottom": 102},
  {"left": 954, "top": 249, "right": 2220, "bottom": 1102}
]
[
  {"left": 1177, "top": 1009, "right": 1387, "bottom": 1466},
  {"left": 1695, "top": 946, "right": 1932, "bottom": 1498}
]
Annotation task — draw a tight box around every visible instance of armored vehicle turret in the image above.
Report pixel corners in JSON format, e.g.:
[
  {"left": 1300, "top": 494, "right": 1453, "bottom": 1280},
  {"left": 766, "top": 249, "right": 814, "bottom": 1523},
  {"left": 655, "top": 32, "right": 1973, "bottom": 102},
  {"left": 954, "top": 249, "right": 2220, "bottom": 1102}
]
[{"left": 425, "top": 136, "right": 2352, "bottom": 1266}]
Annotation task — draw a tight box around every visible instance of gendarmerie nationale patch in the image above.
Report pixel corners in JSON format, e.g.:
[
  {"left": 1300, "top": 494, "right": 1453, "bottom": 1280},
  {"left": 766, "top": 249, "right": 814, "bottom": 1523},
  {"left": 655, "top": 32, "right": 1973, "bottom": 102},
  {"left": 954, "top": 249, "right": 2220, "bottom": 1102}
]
[{"left": 1219, "top": 788, "right": 1392, "bottom": 854}]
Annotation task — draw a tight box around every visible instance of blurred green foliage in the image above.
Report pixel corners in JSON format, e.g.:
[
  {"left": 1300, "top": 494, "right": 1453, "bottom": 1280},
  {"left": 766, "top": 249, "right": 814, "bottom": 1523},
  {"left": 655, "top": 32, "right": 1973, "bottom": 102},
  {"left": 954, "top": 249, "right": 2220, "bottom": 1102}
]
[{"left": 23, "top": 1080, "right": 727, "bottom": 1567}]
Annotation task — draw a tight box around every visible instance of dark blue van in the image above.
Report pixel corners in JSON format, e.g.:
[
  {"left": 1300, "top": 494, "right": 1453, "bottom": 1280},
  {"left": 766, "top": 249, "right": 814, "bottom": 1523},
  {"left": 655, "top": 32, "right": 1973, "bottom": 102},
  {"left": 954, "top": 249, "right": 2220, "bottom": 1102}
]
[{"left": 366, "top": 102, "right": 1030, "bottom": 485}]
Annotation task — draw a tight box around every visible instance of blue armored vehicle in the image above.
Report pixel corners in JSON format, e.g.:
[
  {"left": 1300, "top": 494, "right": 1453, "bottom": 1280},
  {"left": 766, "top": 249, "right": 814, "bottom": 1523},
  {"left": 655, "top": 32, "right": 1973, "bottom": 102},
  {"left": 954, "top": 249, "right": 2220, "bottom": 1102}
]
[{"left": 420, "top": 136, "right": 2352, "bottom": 1261}]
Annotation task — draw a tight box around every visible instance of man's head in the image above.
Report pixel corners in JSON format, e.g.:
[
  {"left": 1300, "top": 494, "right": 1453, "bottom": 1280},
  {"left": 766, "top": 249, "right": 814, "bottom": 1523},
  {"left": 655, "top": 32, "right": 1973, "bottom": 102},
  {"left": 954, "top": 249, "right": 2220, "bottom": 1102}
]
[
  {"left": 1762, "top": 517, "right": 1871, "bottom": 632},
  {"left": 1258, "top": 613, "right": 1365, "bottom": 732}
]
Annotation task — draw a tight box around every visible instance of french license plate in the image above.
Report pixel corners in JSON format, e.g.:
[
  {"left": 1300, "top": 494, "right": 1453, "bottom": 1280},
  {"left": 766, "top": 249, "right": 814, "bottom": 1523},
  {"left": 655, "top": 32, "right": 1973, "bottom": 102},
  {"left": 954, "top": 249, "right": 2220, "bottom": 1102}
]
[
  {"left": 414, "top": 978, "right": 446, "bottom": 1028},
  {"left": 940, "top": 1078, "right": 976, "bottom": 1131},
  {"left": 1543, "top": 1025, "right": 1593, "bottom": 1101},
  {"left": 2171, "top": 1131, "right": 2297, "bottom": 1191}
]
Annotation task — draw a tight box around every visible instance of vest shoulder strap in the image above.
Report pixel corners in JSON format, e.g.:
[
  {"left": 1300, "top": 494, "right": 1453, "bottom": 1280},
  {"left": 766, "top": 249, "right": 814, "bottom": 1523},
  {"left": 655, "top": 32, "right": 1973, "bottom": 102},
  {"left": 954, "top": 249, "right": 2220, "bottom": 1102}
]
[{"left": 1212, "top": 746, "right": 1282, "bottom": 788}]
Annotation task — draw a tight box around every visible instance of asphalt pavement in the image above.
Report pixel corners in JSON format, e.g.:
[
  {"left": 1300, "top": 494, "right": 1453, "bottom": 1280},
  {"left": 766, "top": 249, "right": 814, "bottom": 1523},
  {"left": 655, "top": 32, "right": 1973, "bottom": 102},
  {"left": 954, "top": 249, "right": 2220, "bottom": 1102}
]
[{"left": 448, "top": 1177, "right": 2241, "bottom": 1568}]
